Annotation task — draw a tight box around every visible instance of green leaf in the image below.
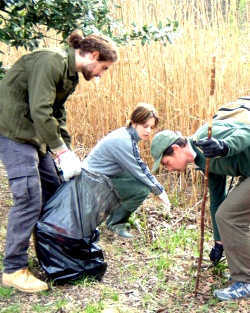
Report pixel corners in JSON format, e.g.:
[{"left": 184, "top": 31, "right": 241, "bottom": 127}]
[
  {"left": 20, "top": 16, "right": 25, "bottom": 26},
  {"left": 166, "top": 33, "right": 173, "bottom": 44},
  {"left": 174, "top": 20, "right": 179, "bottom": 29},
  {"left": 142, "top": 36, "right": 147, "bottom": 46}
]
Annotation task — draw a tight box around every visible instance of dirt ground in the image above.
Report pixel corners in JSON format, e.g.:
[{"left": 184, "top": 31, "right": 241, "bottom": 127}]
[{"left": 1, "top": 161, "right": 250, "bottom": 313}]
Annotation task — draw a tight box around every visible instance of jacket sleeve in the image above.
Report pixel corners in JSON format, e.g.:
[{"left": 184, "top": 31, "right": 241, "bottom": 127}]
[
  {"left": 27, "top": 53, "right": 68, "bottom": 149},
  {"left": 197, "top": 122, "right": 250, "bottom": 157},
  {"left": 53, "top": 105, "right": 72, "bottom": 149},
  {"left": 108, "top": 137, "right": 164, "bottom": 195}
]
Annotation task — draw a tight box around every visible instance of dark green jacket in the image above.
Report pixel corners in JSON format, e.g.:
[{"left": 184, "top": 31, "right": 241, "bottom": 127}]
[
  {"left": 0, "top": 47, "right": 79, "bottom": 154},
  {"left": 189, "top": 120, "right": 250, "bottom": 240}
]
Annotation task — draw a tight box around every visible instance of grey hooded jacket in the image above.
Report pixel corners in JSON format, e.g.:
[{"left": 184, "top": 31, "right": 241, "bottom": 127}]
[{"left": 82, "top": 126, "right": 164, "bottom": 195}]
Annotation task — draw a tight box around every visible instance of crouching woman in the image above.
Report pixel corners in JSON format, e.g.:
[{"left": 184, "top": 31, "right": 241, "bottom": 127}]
[{"left": 82, "top": 103, "right": 170, "bottom": 238}]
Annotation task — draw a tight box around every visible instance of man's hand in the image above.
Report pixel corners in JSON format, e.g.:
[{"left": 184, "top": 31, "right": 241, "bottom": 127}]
[
  {"left": 194, "top": 137, "right": 229, "bottom": 158},
  {"left": 209, "top": 242, "right": 224, "bottom": 265},
  {"left": 158, "top": 191, "right": 171, "bottom": 215},
  {"left": 58, "top": 150, "right": 82, "bottom": 182}
]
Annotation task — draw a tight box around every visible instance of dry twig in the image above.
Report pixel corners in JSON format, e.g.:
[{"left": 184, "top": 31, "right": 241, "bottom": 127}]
[{"left": 194, "top": 55, "right": 216, "bottom": 296}]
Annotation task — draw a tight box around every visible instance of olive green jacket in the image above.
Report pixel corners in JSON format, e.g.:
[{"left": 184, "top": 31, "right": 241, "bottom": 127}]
[
  {"left": 189, "top": 120, "right": 250, "bottom": 240},
  {"left": 0, "top": 47, "right": 79, "bottom": 154}
]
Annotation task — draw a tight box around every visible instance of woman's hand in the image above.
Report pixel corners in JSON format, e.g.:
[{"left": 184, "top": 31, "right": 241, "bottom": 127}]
[{"left": 158, "top": 191, "right": 171, "bottom": 215}]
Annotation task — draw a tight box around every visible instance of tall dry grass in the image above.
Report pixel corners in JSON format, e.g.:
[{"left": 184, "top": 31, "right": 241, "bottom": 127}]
[
  {"left": 1, "top": 0, "right": 250, "bottom": 207},
  {"left": 66, "top": 0, "right": 250, "bottom": 207},
  {"left": 67, "top": 0, "right": 250, "bottom": 145}
]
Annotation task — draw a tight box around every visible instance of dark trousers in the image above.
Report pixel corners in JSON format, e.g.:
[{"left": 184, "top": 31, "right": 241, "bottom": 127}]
[
  {"left": 107, "top": 173, "right": 150, "bottom": 226},
  {"left": 0, "top": 135, "right": 61, "bottom": 273},
  {"left": 216, "top": 176, "right": 250, "bottom": 282}
]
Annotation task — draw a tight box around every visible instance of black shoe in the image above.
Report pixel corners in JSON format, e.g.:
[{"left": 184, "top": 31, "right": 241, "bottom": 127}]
[{"left": 209, "top": 242, "right": 224, "bottom": 265}]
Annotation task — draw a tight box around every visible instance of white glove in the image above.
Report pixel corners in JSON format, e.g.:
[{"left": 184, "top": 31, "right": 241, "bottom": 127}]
[
  {"left": 158, "top": 191, "right": 171, "bottom": 215},
  {"left": 58, "top": 150, "right": 82, "bottom": 182}
]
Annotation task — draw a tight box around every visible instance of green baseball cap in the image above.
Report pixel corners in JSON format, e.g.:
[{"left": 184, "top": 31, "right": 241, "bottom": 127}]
[{"left": 151, "top": 130, "right": 182, "bottom": 172}]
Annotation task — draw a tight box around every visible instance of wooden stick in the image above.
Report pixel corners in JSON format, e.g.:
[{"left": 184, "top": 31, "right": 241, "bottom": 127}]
[{"left": 194, "top": 55, "right": 216, "bottom": 297}]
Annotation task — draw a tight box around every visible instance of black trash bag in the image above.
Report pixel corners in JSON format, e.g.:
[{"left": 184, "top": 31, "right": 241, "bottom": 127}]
[{"left": 35, "top": 168, "right": 121, "bottom": 285}]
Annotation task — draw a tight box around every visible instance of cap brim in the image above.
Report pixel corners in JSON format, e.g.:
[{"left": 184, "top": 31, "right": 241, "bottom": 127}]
[{"left": 152, "top": 155, "right": 162, "bottom": 172}]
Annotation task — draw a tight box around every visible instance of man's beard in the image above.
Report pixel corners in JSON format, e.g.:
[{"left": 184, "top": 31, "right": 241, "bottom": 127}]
[{"left": 81, "top": 66, "right": 94, "bottom": 81}]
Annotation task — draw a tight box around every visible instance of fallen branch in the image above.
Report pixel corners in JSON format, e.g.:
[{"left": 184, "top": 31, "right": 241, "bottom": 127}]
[{"left": 138, "top": 280, "right": 158, "bottom": 301}]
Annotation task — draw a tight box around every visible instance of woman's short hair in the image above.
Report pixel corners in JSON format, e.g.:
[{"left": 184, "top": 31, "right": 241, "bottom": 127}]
[
  {"left": 126, "top": 103, "right": 159, "bottom": 128},
  {"left": 163, "top": 137, "right": 188, "bottom": 156},
  {"left": 68, "top": 31, "right": 119, "bottom": 62}
]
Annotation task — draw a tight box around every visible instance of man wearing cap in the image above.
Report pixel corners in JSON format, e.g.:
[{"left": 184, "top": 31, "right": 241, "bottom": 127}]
[{"left": 151, "top": 120, "right": 250, "bottom": 301}]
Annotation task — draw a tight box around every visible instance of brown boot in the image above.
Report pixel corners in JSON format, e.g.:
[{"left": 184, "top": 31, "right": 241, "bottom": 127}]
[{"left": 2, "top": 268, "right": 48, "bottom": 293}]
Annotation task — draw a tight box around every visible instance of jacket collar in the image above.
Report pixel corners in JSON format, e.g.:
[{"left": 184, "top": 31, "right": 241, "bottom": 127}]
[
  {"left": 126, "top": 126, "right": 141, "bottom": 142},
  {"left": 187, "top": 137, "right": 197, "bottom": 158}
]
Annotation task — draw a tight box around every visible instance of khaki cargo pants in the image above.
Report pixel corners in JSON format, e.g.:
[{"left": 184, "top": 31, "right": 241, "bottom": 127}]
[{"left": 216, "top": 176, "right": 250, "bottom": 282}]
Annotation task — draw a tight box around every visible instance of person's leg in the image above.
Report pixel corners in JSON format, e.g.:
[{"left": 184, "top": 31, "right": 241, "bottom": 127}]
[
  {"left": 0, "top": 135, "right": 48, "bottom": 292},
  {"left": 209, "top": 176, "right": 247, "bottom": 266},
  {"left": 107, "top": 174, "right": 150, "bottom": 238},
  {"left": 38, "top": 152, "right": 61, "bottom": 207},
  {"left": 214, "top": 176, "right": 250, "bottom": 300}
]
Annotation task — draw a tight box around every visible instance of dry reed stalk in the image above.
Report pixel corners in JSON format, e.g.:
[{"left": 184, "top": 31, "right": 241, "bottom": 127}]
[{"left": 194, "top": 55, "right": 216, "bottom": 297}]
